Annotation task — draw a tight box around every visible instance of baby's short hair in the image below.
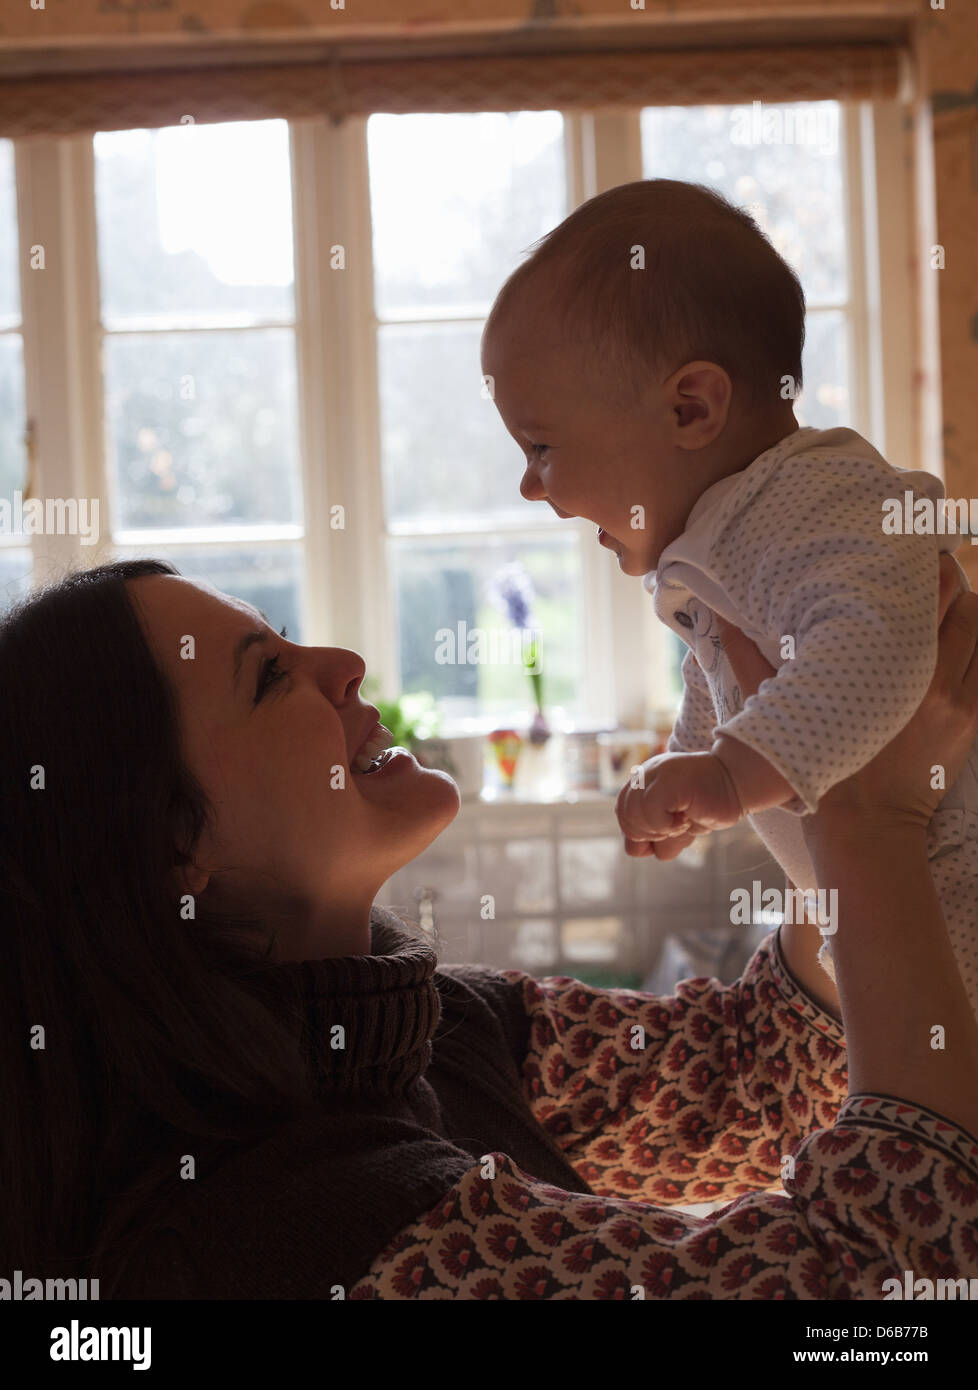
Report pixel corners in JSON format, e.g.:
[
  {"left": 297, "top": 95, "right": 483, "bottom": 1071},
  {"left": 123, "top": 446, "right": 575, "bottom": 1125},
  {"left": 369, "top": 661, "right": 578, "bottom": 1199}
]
[{"left": 488, "top": 179, "right": 806, "bottom": 412}]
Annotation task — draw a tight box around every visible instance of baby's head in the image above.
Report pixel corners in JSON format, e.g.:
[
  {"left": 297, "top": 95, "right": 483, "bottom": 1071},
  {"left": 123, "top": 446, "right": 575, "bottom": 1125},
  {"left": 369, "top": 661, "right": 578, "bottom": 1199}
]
[{"left": 481, "top": 179, "right": 805, "bottom": 575}]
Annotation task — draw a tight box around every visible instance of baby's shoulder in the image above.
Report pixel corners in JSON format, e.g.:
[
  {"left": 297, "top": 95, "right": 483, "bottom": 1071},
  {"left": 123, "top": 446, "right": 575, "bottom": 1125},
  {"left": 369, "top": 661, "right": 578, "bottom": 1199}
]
[
  {"left": 761, "top": 438, "right": 896, "bottom": 490},
  {"left": 732, "top": 439, "right": 928, "bottom": 530}
]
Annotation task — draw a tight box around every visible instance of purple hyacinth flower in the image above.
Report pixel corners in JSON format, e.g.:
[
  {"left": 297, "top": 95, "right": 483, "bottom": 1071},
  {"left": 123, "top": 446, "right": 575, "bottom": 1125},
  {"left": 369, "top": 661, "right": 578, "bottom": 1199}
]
[{"left": 487, "top": 562, "right": 535, "bottom": 630}]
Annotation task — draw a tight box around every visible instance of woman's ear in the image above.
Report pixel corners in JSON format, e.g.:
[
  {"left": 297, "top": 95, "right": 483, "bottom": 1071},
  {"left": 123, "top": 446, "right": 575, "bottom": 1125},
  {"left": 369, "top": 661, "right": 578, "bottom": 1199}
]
[{"left": 172, "top": 860, "right": 210, "bottom": 899}]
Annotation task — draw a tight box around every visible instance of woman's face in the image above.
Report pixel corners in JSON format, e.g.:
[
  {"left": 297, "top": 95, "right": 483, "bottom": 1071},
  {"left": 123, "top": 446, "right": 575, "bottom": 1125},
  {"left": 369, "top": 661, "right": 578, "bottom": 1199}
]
[{"left": 128, "top": 574, "right": 460, "bottom": 959}]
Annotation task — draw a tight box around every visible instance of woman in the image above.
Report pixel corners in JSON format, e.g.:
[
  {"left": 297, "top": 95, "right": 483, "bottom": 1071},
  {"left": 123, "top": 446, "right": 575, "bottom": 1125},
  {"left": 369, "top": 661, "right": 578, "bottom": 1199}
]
[{"left": 2, "top": 556, "right": 977, "bottom": 1298}]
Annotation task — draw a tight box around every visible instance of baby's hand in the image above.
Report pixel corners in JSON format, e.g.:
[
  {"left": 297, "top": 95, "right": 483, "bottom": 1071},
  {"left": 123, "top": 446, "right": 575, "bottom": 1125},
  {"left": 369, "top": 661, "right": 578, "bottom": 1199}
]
[{"left": 615, "top": 751, "right": 744, "bottom": 858}]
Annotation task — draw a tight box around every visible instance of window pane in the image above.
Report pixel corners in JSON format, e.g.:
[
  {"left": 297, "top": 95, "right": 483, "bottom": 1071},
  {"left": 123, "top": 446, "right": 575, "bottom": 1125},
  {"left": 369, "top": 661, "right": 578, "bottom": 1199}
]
[
  {"left": 368, "top": 112, "right": 566, "bottom": 317},
  {"left": 0, "top": 547, "right": 32, "bottom": 610},
  {"left": 0, "top": 139, "right": 19, "bottom": 326},
  {"left": 378, "top": 322, "right": 552, "bottom": 525},
  {"left": 391, "top": 532, "right": 582, "bottom": 721},
  {"left": 796, "top": 309, "right": 849, "bottom": 430},
  {"left": 112, "top": 543, "right": 303, "bottom": 640},
  {"left": 369, "top": 111, "right": 588, "bottom": 722},
  {"left": 94, "top": 122, "right": 294, "bottom": 325},
  {"left": 0, "top": 334, "right": 26, "bottom": 501},
  {"left": 641, "top": 103, "right": 845, "bottom": 306},
  {"left": 104, "top": 329, "right": 301, "bottom": 529},
  {"left": 0, "top": 139, "right": 26, "bottom": 505}
]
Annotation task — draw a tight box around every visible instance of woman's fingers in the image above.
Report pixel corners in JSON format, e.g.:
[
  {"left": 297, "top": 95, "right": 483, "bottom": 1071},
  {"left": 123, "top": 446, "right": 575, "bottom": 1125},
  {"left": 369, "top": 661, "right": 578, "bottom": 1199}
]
[
  {"left": 936, "top": 551, "right": 965, "bottom": 625},
  {"left": 962, "top": 594, "right": 978, "bottom": 695},
  {"left": 935, "top": 588, "right": 978, "bottom": 701}
]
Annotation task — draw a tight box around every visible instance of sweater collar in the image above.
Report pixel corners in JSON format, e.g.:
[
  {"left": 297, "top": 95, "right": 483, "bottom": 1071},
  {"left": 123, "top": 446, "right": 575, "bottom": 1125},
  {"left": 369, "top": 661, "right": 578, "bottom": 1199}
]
[{"left": 253, "top": 906, "right": 441, "bottom": 1101}]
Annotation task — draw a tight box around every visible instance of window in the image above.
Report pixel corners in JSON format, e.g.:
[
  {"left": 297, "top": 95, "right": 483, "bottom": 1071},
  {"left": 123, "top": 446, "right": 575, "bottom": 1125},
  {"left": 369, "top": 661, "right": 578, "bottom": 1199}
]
[
  {"left": 641, "top": 101, "right": 850, "bottom": 429},
  {"left": 95, "top": 121, "right": 304, "bottom": 637},
  {"left": 0, "top": 138, "right": 32, "bottom": 606},
  {"left": 3, "top": 100, "right": 906, "bottom": 732},
  {"left": 367, "top": 111, "right": 586, "bottom": 723},
  {"left": 638, "top": 100, "right": 873, "bottom": 699}
]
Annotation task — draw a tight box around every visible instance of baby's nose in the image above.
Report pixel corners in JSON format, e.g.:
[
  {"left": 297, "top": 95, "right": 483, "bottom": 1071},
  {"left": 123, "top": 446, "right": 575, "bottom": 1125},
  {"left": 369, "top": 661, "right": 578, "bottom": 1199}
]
[{"left": 520, "top": 469, "right": 546, "bottom": 503}]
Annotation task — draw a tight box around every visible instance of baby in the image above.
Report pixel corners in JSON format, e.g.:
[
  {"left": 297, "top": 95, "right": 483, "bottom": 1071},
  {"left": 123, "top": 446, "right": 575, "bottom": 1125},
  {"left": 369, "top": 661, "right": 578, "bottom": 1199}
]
[{"left": 481, "top": 178, "right": 978, "bottom": 1009}]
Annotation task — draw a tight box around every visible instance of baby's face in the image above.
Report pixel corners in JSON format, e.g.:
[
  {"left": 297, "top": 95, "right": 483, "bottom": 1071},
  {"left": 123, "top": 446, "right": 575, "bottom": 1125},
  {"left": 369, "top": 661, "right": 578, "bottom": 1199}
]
[{"left": 481, "top": 307, "right": 706, "bottom": 577}]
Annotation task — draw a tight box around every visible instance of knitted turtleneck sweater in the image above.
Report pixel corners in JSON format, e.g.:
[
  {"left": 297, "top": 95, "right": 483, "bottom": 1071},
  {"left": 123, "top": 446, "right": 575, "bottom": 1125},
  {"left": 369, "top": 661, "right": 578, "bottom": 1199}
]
[
  {"left": 101, "top": 905, "right": 592, "bottom": 1298},
  {"left": 98, "top": 904, "right": 978, "bottom": 1298}
]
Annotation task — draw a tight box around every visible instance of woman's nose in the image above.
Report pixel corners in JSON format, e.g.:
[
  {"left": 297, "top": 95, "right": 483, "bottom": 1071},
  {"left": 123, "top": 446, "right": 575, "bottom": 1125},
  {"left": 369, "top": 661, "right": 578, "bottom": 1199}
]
[{"left": 315, "top": 648, "right": 366, "bottom": 704}]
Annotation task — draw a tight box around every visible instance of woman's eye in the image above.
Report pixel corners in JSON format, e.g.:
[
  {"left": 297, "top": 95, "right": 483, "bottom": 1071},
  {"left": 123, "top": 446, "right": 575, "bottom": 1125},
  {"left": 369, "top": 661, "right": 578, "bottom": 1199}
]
[{"left": 254, "top": 654, "right": 289, "bottom": 703}]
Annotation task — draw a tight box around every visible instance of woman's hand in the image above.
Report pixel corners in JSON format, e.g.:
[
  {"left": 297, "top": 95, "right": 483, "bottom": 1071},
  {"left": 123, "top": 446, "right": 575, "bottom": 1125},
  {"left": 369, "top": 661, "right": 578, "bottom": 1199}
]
[
  {"left": 714, "top": 553, "right": 978, "bottom": 834},
  {"left": 711, "top": 553, "right": 978, "bottom": 1025}
]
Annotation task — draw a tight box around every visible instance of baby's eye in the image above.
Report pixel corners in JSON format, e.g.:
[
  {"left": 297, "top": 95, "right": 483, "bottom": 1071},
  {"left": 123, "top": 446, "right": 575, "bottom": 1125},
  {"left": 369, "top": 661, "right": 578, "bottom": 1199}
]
[{"left": 529, "top": 442, "right": 550, "bottom": 458}]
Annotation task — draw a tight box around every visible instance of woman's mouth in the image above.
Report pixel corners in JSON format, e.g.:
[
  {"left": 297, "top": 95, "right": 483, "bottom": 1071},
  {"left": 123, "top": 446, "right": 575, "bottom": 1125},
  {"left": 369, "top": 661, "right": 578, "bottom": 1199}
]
[
  {"left": 352, "top": 728, "right": 391, "bottom": 772},
  {"left": 355, "top": 747, "right": 414, "bottom": 779},
  {"left": 352, "top": 723, "right": 395, "bottom": 774},
  {"left": 356, "top": 747, "right": 396, "bottom": 775}
]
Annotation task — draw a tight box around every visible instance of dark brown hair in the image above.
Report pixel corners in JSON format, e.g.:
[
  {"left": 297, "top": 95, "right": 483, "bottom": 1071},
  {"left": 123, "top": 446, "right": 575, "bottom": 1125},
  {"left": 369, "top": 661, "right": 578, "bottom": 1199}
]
[
  {"left": 0, "top": 560, "right": 316, "bottom": 1285},
  {"left": 487, "top": 178, "right": 806, "bottom": 412}
]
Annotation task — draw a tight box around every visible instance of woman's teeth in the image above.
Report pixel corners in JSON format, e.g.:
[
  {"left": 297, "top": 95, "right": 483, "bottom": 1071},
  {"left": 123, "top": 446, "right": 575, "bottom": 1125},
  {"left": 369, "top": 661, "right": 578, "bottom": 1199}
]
[{"left": 352, "top": 725, "right": 394, "bottom": 774}]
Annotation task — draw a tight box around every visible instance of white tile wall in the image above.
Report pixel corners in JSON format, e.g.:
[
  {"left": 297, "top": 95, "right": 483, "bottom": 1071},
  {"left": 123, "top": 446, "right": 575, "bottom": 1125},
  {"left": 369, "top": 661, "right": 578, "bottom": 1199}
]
[{"left": 377, "top": 798, "right": 786, "bottom": 989}]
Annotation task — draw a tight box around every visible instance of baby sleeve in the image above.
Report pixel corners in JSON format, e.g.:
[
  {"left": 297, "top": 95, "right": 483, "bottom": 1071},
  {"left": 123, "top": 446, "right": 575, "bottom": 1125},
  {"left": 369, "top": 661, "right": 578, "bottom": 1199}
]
[
  {"left": 667, "top": 646, "right": 719, "bottom": 755},
  {"left": 714, "top": 453, "right": 942, "bottom": 814}
]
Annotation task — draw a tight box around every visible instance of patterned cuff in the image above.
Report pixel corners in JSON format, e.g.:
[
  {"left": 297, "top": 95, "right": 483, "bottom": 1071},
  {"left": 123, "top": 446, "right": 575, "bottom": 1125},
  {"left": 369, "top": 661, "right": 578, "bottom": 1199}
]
[
  {"left": 770, "top": 926, "right": 845, "bottom": 1046},
  {"left": 837, "top": 1093, "right": 978, "bottom": 1175}
]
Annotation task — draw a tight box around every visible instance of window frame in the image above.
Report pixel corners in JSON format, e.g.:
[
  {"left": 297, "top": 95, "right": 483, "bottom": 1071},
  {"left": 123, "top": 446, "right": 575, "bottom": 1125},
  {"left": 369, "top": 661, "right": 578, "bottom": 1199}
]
[{"left": 9, "top": 98, "right": 914, "bottom": 731}]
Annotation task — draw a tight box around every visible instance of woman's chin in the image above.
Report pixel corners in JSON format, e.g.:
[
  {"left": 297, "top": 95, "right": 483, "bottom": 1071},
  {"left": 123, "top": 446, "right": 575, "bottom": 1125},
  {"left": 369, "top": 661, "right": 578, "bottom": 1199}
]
[
  {"left": 418, "top": 764, "right": 463, "bottom": 822},
  {"left": 356, "top": 747, "right": 461, "bottom": 835}
]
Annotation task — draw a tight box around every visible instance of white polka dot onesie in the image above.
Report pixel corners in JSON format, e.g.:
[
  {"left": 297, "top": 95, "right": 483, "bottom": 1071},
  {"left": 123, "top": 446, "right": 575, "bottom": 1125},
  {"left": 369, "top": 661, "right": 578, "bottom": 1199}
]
[{"left": 645, "top": 425, "right": 978, "bottom": 1009}]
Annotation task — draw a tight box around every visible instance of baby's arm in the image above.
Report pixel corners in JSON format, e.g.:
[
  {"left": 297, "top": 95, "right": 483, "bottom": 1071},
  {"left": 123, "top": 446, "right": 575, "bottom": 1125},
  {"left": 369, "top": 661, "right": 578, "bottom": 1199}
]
[
  {"left": 620, "top": 645, "right": 798, "bottom": 852},
  {"left": 668, "top": 642, "right": 799, "bottom": 816},
  {"left": 712, "top": 731, "right": 797, "bottom": 813},
  {"left": 617, "top": 740, "right": 796, "bottom": 852}
]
